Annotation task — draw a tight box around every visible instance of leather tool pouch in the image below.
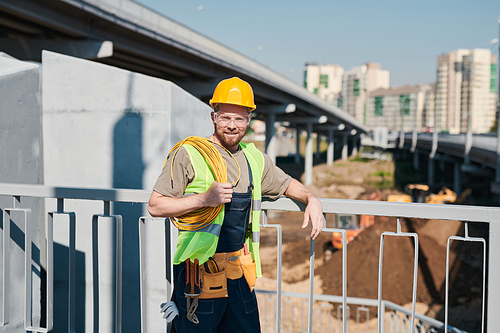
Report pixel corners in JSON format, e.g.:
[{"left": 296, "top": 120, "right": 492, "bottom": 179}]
[
  {"left": 239, "top": 253, "right": 257, "bottom": 292},
  {"left": 225, "top": 258, "right": 244, "bottom": 280},
  {"left": 199, "top": 269, "right": 228, "bottom": 299}
]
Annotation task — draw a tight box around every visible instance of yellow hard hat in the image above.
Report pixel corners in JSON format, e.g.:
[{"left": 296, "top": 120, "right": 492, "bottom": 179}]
[{"left": 209, "top": 77, "right": 256, "bottom": 111}]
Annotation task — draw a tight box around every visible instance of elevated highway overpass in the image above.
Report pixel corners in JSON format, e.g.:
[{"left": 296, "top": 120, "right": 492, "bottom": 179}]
[
  {"left": 0, "top": 0, "right": 367, "bottom": 185},
  {"left": 368, "top": 129, "right": 500, "bottom": 200}
]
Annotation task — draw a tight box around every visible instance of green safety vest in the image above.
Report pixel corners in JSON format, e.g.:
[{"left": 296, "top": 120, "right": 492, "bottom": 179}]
[{"left": 172, "top": 141, "right": 265, "bottom": 277}]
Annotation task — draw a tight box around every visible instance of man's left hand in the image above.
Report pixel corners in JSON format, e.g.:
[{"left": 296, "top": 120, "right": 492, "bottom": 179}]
[{"left": 302, "top": 196, "right": 323, "bottom": 240}]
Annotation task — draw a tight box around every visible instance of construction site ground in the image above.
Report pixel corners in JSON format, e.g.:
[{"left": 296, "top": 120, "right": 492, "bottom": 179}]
[{"left": 255, "top": 156, "right": 486, "bottom": 332}]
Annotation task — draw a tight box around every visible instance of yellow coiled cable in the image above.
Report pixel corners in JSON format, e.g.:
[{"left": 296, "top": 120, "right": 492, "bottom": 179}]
[{"left": 168, "top": 136, "right": 240, "bottom": 231}]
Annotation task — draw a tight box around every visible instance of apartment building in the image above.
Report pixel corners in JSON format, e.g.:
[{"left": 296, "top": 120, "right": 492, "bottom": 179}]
[
  {"left": 366, "top": 84, "right": 434, "bottom": 132},
  {"left": 435, "top": 49, "right": 496, "bottom": 134},
  {"left": 303, "top": 63, "right": 344, "bottom": 105},
  {"left": 342, "top": 63, "right": 390, "bottom": 123}
]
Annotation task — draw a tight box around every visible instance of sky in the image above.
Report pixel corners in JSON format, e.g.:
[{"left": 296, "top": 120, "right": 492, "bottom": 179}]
[{"left": 135, "top": 0, "right": 500, "bottom": 88}]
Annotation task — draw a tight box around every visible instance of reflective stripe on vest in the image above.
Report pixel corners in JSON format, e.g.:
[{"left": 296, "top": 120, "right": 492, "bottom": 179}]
[{"left": 195, "top": 222, "right": 222, "bottom": 236}]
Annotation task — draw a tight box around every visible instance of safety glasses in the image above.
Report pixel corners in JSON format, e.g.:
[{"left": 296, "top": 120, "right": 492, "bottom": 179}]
[{"left": 214, "top": 112, "right": 251, "bottom": 128}]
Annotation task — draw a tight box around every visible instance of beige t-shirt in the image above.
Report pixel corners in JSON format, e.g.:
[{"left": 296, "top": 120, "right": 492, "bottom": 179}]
[{"left": 153, "top": 143, "right": 292, "bottom": 199}]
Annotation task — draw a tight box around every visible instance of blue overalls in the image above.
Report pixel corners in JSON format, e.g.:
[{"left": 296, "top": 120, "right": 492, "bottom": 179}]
[{"left": 172, "top": 161, "right": 261, "bottom": 333}]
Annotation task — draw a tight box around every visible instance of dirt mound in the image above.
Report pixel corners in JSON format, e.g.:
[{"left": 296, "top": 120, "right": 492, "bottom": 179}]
[{"left": 301, "top": 159, "right": 395, "bottom": 189}]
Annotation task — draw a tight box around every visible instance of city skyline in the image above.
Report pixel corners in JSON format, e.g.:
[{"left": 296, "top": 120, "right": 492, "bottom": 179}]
[
  {"left": 135, "top": 0, "right": 499, "bottom": 88},
  {"left": 306, "top": 48, "right": 497, "bottom": 134}
]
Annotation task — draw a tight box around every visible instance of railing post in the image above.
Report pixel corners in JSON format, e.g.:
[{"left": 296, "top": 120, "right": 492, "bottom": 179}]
[
  {"left": 92, "top": 202, "right": 123, "bottom": 333},
  {"left": 46, "top": 202, "right": 76, "bottom": 333},
  {"left": 316, "top": 226, "right": 347, "bottom": 333},
  {"left": 378, "top": 217, "right": 419, "bottom": 333},
  {"left": 307, "top": 238, "right": 314, "bottom": 333},
  {"left": 337, "top": 305, "right": 350, "bottom": 333},
  {"left": 139, "top": 217, "right": 172, "bottom": 333},
  {"left": 356, "top": 306, "right": 369, "bottom": 333},
  {"left": 445, "top": 222, "right": 486, "bottom": 332},
  {"left": 4, "top": 199, "right": 54, "bottom": 332},
  {"left": 260, "top": 210, "right": 282, "bottom": 333},
  {"left": 1, "top": 207, "right": 12, "bottom": 326},
  {"left": 25, "top": 206, "right": 56, "bottom": 333},
  {"left": 283, "top": 299, "right": 294, "bottom": 333}
]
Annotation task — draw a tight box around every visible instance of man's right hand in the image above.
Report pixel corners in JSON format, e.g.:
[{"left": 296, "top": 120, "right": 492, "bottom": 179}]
[{"left": 202, "top": 182, "right": 233, "bottom": 207}]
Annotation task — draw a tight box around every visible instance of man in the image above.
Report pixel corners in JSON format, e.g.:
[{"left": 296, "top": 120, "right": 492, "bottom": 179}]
[{"left": 148, "top": 77, "right": 323, "bottom": 332}]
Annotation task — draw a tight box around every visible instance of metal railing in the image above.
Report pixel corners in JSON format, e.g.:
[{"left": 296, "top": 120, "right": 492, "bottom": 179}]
[{"left": 0, "top": 183, "right": 499, "bottom": 332}]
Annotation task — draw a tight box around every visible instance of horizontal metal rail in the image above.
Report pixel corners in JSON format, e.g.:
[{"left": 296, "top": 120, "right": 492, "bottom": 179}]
[
  {"left": 1, "top": 183, "right": 500, "bottom": 223},
  {"left": 263, "top": 196, "right": 500, "bottom": 223},
  {"left": 0, "top": 183, "right": 151, "bottom": 203}
]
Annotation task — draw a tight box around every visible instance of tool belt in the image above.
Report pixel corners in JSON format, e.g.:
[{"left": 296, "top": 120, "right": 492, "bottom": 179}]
[{"left": 188, "top": 247, "right": 257, "bottom": 299}]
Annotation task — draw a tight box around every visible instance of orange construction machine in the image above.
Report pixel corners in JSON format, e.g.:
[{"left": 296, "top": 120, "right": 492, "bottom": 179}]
[
  {"left": 325, "top": 192, "right": 379, "bottom": 258},
  {"left": 387, "top": 184, "right": 458, "bottom": 204}
]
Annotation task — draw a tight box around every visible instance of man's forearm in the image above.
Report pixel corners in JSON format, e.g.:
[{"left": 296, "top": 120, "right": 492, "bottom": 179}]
[
  {"left": 148, "top": 190, "right": 207, "bottom": 218},
  {"left": 284, "top": 178, "right": 317, "bottom": 204},
  {"left": 148, "top": 182, "right": 234, "bottom": 218}
]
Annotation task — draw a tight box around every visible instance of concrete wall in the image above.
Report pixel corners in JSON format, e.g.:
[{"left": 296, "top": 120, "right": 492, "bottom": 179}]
[
  {"left": 41, "top": 51, "right": 212, "bottom": 332},
  {"left": 0, "top": 53, "right": 42, "bottom": 331}
]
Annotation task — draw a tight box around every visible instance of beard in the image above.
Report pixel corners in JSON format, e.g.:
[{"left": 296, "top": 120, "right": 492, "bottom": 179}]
[{"left": 213, "top": 124, "right": 246, "bottom": 150}]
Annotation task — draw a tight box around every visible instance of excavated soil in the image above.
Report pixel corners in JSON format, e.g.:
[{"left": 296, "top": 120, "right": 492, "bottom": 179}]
[{"left": 256, "top": 157, "right": 486, "bottom": 332}]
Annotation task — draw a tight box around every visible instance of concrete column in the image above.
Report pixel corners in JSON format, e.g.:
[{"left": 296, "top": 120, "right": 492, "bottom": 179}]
[
  {"left": 428, "top": 158, "right": 435, "bottom": 186},
  {"left": 351, "top": 136, "right": 358, "bottom": 157},
  {"left": 342, "top": 134, "right": 348, "bottom": 160},
  {"left": 399, "top": 130, "right": 405, "bottom": 149},
  {"left": 413, "top": 149, "right": 419, "bottom": 170},
  {"left": 327, "top": 129, "right": 334, "bottom": 166},
  {"left": 430, "top": 131, "right": 438, "bottom": 159},
  {"left": 381, "top": 127, "right": 388, "bottom": 150},
  {"left": 265, "top": 113, "right": 276, "bottom": 164},
  {"left": 315, "top": 133, "right": 321, "bottom": 159},
  {"left": 453, "top": 162, "right": 462, "bottom": 195},
  {"left": 465, "top": 110, "right": 472, "bottom": 164},
  {"left": 439, "top": 160, "right": 445, "bottom": 171},
  {"left": 305, "top": 123, "right": 313, "bottom": 186},
  {"left": 411, "top": 129, "right": 417, "bottom": 153},
  {"left": 295, "top": 128, "right": 301, "bottom": 164}
]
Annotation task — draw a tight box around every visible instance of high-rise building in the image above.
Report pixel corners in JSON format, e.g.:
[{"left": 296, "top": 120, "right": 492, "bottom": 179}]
[
  {"left": 342, "top": 63, "right": 390, "bottom": 123},
  {"left": 435, "top": 49, "right": 497, "bottom": 134},
  {"left": 366, "top": 84, "right": 434, "bottom": 132},
  {"left": 303, "top": 63, "right": 344, "bottom": 105}
]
